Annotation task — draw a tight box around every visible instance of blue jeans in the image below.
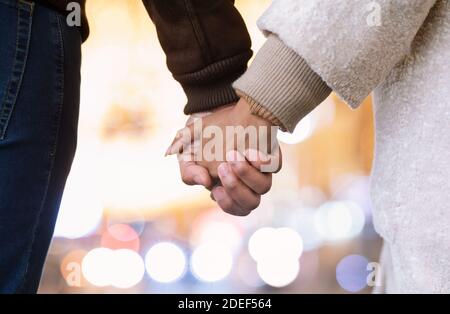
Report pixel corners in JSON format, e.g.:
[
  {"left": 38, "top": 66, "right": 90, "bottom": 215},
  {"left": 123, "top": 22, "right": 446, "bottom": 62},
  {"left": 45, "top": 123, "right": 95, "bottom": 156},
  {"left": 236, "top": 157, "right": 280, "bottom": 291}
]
[{"left": 0, "top": 0, "right": 81, "bottom": 293}]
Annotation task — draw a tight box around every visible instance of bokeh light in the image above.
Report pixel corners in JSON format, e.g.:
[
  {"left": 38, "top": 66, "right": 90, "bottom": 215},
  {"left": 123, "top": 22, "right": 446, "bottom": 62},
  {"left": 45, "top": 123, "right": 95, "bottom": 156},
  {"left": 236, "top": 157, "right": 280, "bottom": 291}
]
[
  {"left": 248, "top": 227, "right": 302, "bottom": 288},
  {"left": 190, "top": 221, "right": 242, "bottom": 252},
  {"left": 298, "top": 186, "right": 328, "bottom": 207},
  {"left": 110, "top": 249, "right": 145, "bottom": 289},
  {"left": 190, "top": 242, "right": 233, "bottom": 282},
  {"left": 236, "top": 253, "right": 264, "bottom": 288},
  {"left": 54, "top": 167, "right": 103, "bottom": 239},
  {"left": 314, "top": 201, "right": 365, "bottom": 242},
  {"left": 107, "top": 214, "right": 146, "bottom": 237},
  {"left": 145, "top": 242, "right": 186, "bottom": 283},
  {"left": 82, "top": 248, "right": 115, "bottom": 287},
  {"left": 101, "top": 223, "right": 140, "bottom": 251},
  {"left": 248, "top": 227, "right": 303, "bottom": 262},
  {"left": 331, "top": 175, "right": 374, "bottom": 220},
  {"left": 293, "top": 208, "right": 323, "bottom": 251},
  {"left": 277, "top": 116, "right": 313, "bottom": 144},
  {"left": 81, "top": 248, "right": 144, "bottom": 288},
  {"left": 336, "top": 255, "right": 370, "bottom": 293},
  {"left": 257, "top": 258, "right": 300, "bottom": 288},
  {"left": 248, "top": 227, "right": 276, "bottom": 262}
]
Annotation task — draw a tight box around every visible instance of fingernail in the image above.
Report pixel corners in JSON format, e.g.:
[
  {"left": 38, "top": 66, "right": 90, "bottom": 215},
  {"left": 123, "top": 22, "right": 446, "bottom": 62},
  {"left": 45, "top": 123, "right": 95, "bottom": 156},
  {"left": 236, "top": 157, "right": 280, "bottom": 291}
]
[{"left": 218, "top": 163, "right": 228, "bottom": 178}]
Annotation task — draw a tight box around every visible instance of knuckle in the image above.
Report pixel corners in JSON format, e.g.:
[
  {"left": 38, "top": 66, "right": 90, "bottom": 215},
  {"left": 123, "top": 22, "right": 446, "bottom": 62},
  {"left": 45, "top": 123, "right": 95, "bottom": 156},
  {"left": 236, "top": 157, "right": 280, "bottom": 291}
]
[
  {"left": 217, "top": 197, "right": 234, "bottom": 213},
  {"left": 250, "top": 197, "right": 261, "bottom": 210},
  {"left": 260, "top": 181, "right": 272, "bottom": 195},
  {"left": 221, "top": 204, "right": 237, "bottom": 215},
  {"left": 237, "top": 209, "right": 253, "bottom": 217},
  {"left": 220, "top": 201, "right": 250, "bottom": 217},
  {"left": 225, "top": 207, "right": 250, "bottom": 217},
  {"left": 242, "top": 197, "right": 260, "bottom": 212}
]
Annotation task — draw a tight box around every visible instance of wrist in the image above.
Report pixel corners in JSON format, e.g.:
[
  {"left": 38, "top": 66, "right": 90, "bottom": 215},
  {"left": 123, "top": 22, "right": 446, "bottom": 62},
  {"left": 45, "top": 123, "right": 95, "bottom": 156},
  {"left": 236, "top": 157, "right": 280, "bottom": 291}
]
[
  {"left": 236, "top": 94, "right": 285, "bottom": 130},
  {"left": 234, "top": 98, "right": 275, "bottom": 128}
]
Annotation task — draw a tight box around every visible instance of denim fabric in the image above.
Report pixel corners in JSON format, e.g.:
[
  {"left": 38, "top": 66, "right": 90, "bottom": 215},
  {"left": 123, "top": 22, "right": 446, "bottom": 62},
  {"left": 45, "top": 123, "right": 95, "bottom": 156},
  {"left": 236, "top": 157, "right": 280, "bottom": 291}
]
[{"left": 0, "top": 0, "right": 81, "bottom": 293}]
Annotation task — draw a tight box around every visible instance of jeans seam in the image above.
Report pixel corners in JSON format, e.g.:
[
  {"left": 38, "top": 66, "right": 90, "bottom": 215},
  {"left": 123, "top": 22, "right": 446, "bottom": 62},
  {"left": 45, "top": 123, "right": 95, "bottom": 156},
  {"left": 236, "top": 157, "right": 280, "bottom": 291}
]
[
  {"left": 0, "top": 0, "right": 34, "bottom": 140},
  {"left": 18, "top": 10, "right": 65, "bottom": 293}
]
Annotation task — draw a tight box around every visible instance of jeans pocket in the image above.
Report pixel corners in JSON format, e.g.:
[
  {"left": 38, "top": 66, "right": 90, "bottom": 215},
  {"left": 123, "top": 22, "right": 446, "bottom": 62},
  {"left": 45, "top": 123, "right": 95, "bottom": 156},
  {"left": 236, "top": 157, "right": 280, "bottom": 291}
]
[{"left": 0, "top": 0, "right": 34, "bottom": 140}]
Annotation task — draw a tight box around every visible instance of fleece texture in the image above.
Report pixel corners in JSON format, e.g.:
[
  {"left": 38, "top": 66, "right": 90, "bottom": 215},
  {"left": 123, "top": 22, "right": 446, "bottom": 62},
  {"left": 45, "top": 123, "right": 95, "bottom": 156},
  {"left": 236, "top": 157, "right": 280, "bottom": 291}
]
[{"left": 238, "top": 0, "right": 450, "bottom": 293}]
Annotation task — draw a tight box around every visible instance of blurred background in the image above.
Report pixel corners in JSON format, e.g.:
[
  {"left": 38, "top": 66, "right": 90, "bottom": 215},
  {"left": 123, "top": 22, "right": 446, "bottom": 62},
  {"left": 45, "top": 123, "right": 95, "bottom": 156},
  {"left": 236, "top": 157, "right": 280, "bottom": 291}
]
[{"left": 39, "top": 0, "right": 382, "bottom": 293}]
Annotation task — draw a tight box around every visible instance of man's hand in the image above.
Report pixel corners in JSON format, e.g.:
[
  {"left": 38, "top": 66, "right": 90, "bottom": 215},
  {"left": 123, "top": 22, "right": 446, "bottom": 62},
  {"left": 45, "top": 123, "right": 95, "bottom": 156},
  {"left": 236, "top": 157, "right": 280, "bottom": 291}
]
[{"left": 166, "top": 98, "right": 282, "bottom": 216}]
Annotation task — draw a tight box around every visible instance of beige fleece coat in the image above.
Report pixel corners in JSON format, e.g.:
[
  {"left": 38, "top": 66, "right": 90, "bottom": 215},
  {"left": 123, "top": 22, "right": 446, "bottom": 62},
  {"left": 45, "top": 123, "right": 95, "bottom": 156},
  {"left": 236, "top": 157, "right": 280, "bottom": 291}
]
[{"left": 237, "top": 0, "right": 450, "bottom": 293}]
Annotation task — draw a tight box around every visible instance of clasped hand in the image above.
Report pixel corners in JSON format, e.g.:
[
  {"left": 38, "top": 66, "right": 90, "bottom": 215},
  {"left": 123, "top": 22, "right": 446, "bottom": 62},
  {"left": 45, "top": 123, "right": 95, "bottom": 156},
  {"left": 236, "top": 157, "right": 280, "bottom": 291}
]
[{"left": 166, "top": 98, "right": 282, "bottom": 216}]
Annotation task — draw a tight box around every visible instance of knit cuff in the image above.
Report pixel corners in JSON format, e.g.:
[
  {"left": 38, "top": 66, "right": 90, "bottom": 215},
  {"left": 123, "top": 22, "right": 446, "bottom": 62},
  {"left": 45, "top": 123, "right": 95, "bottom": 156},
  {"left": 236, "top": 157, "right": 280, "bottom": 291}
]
[
  {"left": 233, "top": 35, "right": 331, "bottom": 133},
  {"left": 178, "top": 51, "right": 252, "bottom": 115}
]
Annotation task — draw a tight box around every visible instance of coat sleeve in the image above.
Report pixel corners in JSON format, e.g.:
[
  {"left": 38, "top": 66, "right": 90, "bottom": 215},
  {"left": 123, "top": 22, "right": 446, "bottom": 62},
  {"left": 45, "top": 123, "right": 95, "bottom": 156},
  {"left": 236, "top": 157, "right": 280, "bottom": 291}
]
[
  {"left": 142, "top": 0, "right": 252, "bottom": 114},
  {"left": 256, "top": 0, "right": 437, "bottom": 108}
]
